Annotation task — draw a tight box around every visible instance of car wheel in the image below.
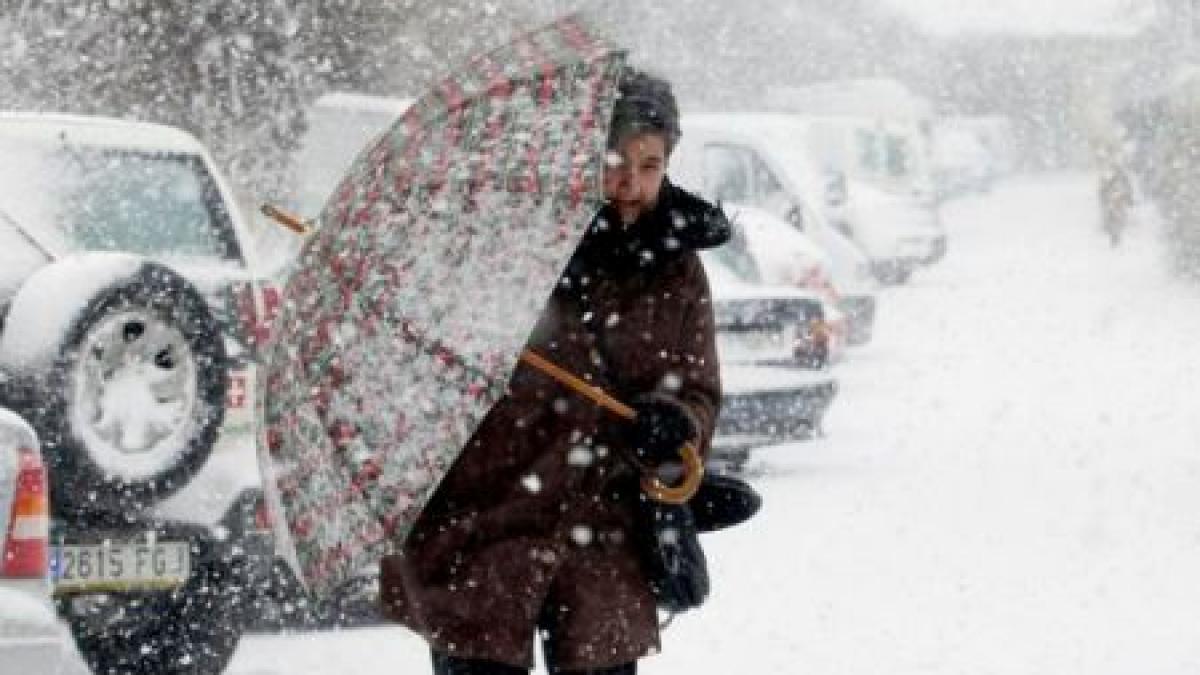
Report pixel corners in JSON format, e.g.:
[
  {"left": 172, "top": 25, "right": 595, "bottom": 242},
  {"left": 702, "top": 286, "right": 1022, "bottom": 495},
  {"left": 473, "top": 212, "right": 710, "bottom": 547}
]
[
  {"left": 62, "top": 557, "right": 246, "bottom": 675},
  {"left": 2, "top": 260, "right": 228, "bottom": 515}
]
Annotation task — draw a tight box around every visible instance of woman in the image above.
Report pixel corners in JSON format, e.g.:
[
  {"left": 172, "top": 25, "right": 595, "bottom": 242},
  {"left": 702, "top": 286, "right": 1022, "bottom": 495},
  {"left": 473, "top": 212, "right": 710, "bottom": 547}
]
[{"left": 380, "top": 68, "right": 730, "bottom": 675}]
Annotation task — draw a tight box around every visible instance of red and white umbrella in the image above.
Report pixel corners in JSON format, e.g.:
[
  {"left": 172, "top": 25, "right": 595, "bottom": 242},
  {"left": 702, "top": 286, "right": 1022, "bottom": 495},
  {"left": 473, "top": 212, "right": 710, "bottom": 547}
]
[{"left": 257, "top": 15, "right": 627, "bottom": 598}]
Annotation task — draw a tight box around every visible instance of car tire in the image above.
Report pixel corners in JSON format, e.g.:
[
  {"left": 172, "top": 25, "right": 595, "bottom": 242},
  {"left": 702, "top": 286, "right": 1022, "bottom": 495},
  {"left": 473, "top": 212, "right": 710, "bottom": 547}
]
[
  {"left": 1, "top": 259, "right": 227, "bottom": 516},
  {"left": 63, "top": 556, "right": 246, "bottom": 675}
]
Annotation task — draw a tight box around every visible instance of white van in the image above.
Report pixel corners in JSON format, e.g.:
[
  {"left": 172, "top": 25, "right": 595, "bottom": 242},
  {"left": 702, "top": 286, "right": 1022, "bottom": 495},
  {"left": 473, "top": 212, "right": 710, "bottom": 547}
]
[
  {"left": 789, "top": 114, "right": 946, "bottom": 282},
  {"left": 672, "top": 115, "right": 878, "bottom": 345}
]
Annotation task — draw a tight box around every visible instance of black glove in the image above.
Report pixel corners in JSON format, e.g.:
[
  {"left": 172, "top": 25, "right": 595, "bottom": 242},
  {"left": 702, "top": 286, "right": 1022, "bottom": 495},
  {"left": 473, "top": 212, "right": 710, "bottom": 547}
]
[{"left": 627, "top": 394, "right": 697, "bottom": 465}]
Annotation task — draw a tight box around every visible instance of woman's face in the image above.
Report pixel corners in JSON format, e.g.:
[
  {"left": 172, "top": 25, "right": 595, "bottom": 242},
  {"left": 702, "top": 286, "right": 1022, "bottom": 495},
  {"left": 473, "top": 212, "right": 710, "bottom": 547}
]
[{"left": 603, "top": 132, "right": 667, "bottom": 225}]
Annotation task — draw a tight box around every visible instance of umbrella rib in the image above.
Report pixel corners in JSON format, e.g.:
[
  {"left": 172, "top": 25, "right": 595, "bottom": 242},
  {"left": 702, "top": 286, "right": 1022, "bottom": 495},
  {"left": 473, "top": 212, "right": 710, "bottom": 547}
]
[{"left": 397, "top": 317, "right": 506, "bottom": 393}]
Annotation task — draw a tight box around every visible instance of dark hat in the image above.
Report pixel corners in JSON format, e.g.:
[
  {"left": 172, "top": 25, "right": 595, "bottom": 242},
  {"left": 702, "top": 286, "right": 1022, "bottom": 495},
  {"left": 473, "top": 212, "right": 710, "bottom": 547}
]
[{"left": 608, "top": 68, "right": 681, "bottom": 154}]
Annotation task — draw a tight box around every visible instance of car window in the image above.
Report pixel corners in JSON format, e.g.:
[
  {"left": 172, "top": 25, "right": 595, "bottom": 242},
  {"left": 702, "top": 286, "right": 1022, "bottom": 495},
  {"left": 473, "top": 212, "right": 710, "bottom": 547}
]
[
  {"left": 883, "top": 133, "right": 912, "bottom": 179},
  {"left": 747, "top": 151, "right": 786, "bottom": 201},
  {"left": 58, "top": 150, "right": 243, "bottom": 262},
  {"left": 855, "top": 128, "right": 881, "bottom": 173},
  {"left": 746, "top": 150, "right": 799, "bottom": 219},
  {"left": 703, "top": 144, "right": 753, "bottom": 203}
]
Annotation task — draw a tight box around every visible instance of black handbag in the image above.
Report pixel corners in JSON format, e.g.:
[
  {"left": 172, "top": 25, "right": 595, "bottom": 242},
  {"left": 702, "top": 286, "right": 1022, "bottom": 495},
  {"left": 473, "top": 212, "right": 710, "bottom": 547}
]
[
  {"left": 637, "top": 497, "right": 709, "bottom": 613},
  {"left": 691, "top": 472, "right": 762, "bottom": 534},
  {"left": 636, "top": 471, "right": 761, "bottom": 613}
]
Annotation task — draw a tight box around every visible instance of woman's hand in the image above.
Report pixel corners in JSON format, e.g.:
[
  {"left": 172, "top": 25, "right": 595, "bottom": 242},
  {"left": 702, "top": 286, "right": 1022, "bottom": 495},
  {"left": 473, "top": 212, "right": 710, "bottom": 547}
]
[{"left": 627, "top": 394, "right": 697, "bottom": 465}]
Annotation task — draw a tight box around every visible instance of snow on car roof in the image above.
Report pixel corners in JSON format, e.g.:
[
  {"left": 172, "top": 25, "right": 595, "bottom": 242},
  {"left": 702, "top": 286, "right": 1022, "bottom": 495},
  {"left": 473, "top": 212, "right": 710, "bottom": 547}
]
[
  {"left": 725, "top": 202, "right": 832, "bottom": 267},
  {"left": 312, "top": 91, "right": 415, "bottom": 115},
  {"left": 701, "top": 251, "right": 824, "bottom": 303},
  {"left": 683, "top": 112, "right": 831, "bottom": 191},
  {"left": 0, "top": 112, "right": 207, "bottom": 155}
]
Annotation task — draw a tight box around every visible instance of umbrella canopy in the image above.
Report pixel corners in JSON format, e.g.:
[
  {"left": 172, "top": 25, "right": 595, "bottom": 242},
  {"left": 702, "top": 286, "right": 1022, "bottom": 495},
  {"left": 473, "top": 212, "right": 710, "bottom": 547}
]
[{"left": 258, "top": 16, "right": 627, "bottom": 597}]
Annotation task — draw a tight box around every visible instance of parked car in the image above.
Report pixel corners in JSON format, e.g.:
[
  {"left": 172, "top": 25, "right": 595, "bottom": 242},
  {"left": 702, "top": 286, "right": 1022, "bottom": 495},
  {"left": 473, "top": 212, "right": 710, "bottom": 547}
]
[
  {"left": 0, "top": 406, "right": 65, "bottom": 671},
  {"left": 673, "top": 114, "right": 879, "bottom": 345},
  {"left": 686, "top": 114, "right": 883, "bottom": 341},
  {"left": 722, "top": 112, "right": 946, "bottom": 284},
  {"left": 0, "top": 113, "right": 282, "bottom": 674},
  {"left": 703, "top": 248, "right": 838, "bottom": 471}
]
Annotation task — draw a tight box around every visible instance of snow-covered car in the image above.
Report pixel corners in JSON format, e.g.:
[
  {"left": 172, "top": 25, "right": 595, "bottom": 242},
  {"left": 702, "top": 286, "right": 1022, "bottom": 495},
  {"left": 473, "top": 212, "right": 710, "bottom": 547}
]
[
  {"left": 725, "top": 112, "right": 946, "bottom": 284},
  {"left": 673, "top": 115, "right": 879, "bottom": 345},
  {"left": 0, "top": 407, "right": 65, "bottom": 671},
  {"left": 676, "top": 111, "right": 883, "bottom": 341},
  {"left": 704, "top": 251, "right": 838, "bottom": 469},
  {"left": 0, "top": 113, "right": 279, "bottom": 674},
  {"left": 847, "top": 179, "right": 947, "bottom": 275}
]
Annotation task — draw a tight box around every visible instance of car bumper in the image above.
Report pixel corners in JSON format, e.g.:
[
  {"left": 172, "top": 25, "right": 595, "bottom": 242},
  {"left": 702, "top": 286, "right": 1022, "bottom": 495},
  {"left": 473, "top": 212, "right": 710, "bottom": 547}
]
[
  {"left": 714, "top": 367, "right": 837, "bottom": 451},
  {"left": 0, "top": 583, "right": 66, "bottom": 670},
  {"left": 0, "top": 634, "right": 63, "bottom": 671}
]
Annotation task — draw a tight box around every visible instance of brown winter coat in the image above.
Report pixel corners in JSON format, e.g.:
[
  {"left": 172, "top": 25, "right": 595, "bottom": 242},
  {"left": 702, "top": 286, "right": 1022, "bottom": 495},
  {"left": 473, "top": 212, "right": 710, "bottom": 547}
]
[{"left": 380, "top": 181, "right": 730, "bottom": 670}]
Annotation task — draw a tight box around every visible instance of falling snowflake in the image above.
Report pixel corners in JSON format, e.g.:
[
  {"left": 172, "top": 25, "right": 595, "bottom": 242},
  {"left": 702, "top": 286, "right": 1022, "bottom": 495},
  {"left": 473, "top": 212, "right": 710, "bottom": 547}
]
[
  {"left": 567, "top": 445, "right": 595, "bottom": 466},
  {"left": 660, "top": 372, "right": 683, "bottom": 392},
  {"left": 569, "top": 525, "right": 594, "bottom": 546},
  {"left": 521, "top": 473, "right": 543, "bottom": 494}
]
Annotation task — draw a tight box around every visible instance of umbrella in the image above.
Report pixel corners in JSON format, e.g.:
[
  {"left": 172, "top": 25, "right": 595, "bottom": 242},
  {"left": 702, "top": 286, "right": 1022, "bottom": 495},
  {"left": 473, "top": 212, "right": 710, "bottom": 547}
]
[{"left": 257, "top": 15, "right": 631, "bottom": 598}]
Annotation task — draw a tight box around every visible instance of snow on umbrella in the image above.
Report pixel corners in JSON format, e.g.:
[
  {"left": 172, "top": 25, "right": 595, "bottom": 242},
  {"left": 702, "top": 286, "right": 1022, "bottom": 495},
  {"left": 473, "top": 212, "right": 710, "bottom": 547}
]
[{"left": 257, "top": 16, "right": 627, "bottom": 598}]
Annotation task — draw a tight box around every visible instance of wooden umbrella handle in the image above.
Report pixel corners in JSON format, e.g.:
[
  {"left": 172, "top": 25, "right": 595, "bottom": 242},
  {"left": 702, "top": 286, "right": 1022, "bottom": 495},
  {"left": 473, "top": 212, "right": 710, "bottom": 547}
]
[
  {"left": 641, "top": 442, "right": 705, "bottom": 505},
  {"left": 519, "top": 350, "right": 635, "bottom": 419},
  {"left": 261, "top": 203, "right": 312, "bottom": 235},
  {"left": 518, "top": 350, "right": 704, "bottom": 504}
]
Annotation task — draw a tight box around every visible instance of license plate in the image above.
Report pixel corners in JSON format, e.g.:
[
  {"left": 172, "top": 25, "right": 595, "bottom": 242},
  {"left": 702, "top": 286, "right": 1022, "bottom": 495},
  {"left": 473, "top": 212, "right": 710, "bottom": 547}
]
[{"left": 51, "top": 541, "right": 191, "bottom": 593}]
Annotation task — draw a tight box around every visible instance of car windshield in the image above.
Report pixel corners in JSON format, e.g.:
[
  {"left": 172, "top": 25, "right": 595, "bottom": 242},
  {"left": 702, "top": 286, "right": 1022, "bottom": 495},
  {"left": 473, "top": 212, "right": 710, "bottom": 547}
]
[
  {"left": 0, "top": 137, "right": 241, "bottom": 263},
  {"left": 60, "top": 149, "right": 241, "bottom": 261}
]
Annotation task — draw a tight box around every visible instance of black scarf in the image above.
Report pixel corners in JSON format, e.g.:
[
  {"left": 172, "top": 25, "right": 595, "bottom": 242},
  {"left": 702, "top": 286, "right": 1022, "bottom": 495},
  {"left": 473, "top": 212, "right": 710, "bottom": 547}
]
[{"left": 564, "top": 179, "right": 731, "bottom": 287}]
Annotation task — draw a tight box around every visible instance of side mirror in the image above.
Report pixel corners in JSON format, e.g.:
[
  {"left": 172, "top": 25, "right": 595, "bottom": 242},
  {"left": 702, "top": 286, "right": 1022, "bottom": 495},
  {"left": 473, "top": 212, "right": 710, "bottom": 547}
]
[{"left": 785, "top": 204, "right": 805, "bottom": 232}]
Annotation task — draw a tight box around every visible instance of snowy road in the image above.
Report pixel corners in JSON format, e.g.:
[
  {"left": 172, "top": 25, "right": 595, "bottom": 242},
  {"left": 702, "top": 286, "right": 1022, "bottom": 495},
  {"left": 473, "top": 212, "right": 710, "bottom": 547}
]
[{"left": 218, "top": 172, "right": 1200, "bottom": 674}]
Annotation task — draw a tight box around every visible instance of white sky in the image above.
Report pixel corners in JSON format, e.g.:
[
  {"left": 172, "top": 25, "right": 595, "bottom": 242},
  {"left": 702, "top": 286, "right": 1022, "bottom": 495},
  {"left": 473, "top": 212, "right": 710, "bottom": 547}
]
[{"left": 882, "top": 0, "right": 1156, "bottom": 35}]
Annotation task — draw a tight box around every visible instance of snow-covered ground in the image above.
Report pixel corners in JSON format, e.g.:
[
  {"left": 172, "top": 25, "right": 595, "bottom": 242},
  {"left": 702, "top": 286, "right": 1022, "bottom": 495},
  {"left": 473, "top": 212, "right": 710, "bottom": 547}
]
[{"left": 48, "top": 171, "right": 1200, "bottom": 674}]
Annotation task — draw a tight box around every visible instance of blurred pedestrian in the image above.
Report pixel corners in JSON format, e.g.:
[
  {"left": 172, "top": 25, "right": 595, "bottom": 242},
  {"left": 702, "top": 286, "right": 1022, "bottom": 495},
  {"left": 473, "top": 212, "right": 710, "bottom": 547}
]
[
  {"left": 380, "top": 67, "right": 731, "bottom": 675},
  {"left": 1099, "top": 161, "right": 1134, "bottom": 247}
]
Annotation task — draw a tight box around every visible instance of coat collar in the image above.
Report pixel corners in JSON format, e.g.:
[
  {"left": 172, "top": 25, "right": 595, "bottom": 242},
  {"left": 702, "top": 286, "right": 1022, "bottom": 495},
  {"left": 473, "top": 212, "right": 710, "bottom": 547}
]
[{"left": 568, "top": 179, "right": 730, "bottom": 282}]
